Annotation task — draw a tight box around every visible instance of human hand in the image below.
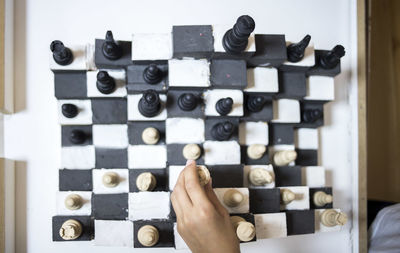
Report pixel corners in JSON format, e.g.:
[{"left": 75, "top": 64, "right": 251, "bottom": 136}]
[{"left": 171, "top": 160, "right": 240, "bottom": 253}]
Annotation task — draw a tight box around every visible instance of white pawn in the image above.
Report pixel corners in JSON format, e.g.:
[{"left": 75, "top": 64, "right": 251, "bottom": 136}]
[
  {"left": 142, "top": 127, "right": 160, "bottom": 145},
  {"left": 280, "top": 189, "right": 296, "bottom": 204},
  {"left": 273, "top": 150, "right": 297, "bottom": 166},
  {"left": 64, "top": 194, "right": 83, "bottom": 210},
  {"left": 59, "top": 219, "right": 82, "bottom": 240},
  {"left": 182, "top": 144, "right": 201, "bottom": 160},
  {"left": 249, "top": 167, "right": 273, "bottom": 186},
  {"left": 313, "top": 191, "right": 333, "bottom": 207},
  {"left": 320, "top": 209, "right": 348, "bottom": 227},
  {"left": 138, "top": 225, "right": 159, "bottom": 247},
  {"left": 223, "top": 189, "right": 244, "bottom": 207},
  {"left": 229, "top": 216, "right": 256, "bottom": 242},
  {"left": 102, "top": 172, "right": 119, "bottom": 188},
  {"left": 247, "top": 144, "right": 266, "bottom": 160},
  {"left": 197, "top": 165, "right": 210, "bottom": 186},
  {"left": 136, "top": 172, "right": 157, "bottom": 191}
]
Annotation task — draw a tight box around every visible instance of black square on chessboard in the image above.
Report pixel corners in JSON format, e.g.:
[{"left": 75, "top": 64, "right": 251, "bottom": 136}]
[
  {"left": 134, "top": 219, "right": 174, "bottom": 248},
  {"left": 168, "top": 200, "right": 176, "bottom": 221},
  {"left": 249, "top": 188, "right": 280, "bottom": 214},
  {"left": 210, "top": 59, "right": 247, "bottom": 89},
  {"left": 309, "top": 187, "right": 333, "bottom": 209},
  {"left": 286, "top": 210, "right": 315, "bottom": 235},
  {"left": 61, "top": 125, "right": 92, "bottom": 147},
  {"left": 91, "top": 98, "right": 127, "bottom": 124},
  {"left": 172, "top": 25, "right": 214, "bottom": 59},
  {"left": 59, "top": 169, "right": 92, "bottom": 191},
  {"left": 241, "top": 145, "right": 269, "bottom": 165},
  {"left": 94, "top": 39, "right": 132, "bottom": 69},
  {"left": 129, "top": 169, "right": 167, "bottom": 192},
  {"left": 208, "top": 165, "right": 243, "bottom": 188},
  {"left": 307, "top": 50, "right": 341, "bottom": 77},
  {"left": 52, "top": 215, "right": 93, "bottom": 241},
  {"left": 166, "top": 90, "right": 204, "bottom": 118},
  {"left": 274, "top": 166, "right": 302, "bottom": 187},
  {"left": 230, "top": 213, "right": 257, "bottom": 242},
  {"left": 92, "top": 193, "right": 128, "bottom": 220},
  {"left": 295, "top": 149, "right": 318, "bottom": 166},
  {"left": 54, "top": 71, "right": 87, "bottom": 99},
  {"left": 95, "top": 148, "right": 128, "bottom": 168},
  {"left": 126, "top": 64, "right": 168, "bottom": 93},
  {"left": 247, "top": 34, "right": 287, "bottom": 67},
  {"left": 297, "top": 101, "right": 325, "bottom": 128},
  {"left": 242, "top": 93, "right": 273, "bottom": 122},
  {"left": 269, "top": 123, "right": 294, "bottom": 145},
  {"left": 275, "top": 70, "right": 307, "bottom": 99},
  {"left": 167, "top": 144, "right": 204, "bottom": 165},
  {"left": 128, "top": 121, "right": 165, "bottom": 145},
  {"left": 205, "top": 117, "right": 239, "bottom": 141}
]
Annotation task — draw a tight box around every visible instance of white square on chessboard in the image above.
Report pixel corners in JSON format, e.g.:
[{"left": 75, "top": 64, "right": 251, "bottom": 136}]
[
  {"left": 86, "top": 69, "right": 127, "bottom": 97},
  {"left": 212, "top": 24, "right": 255, "bottom": 53},
  {"left": 243, "top": 165, "right": 275, "bottom": 188},
  {"left": 92, "top": 124, "right": 128, "bottom": 148},
  {"left": 279, "top": 186, "right": 310, "bottom": 211},
  {"left": 56, "top": 191, "right": 92, "bottom": 216},
  {"left": 283, "top": 41, "right": 315, "bottom": 67},
  {"left": 245, "top": 67, "right": 279, "bottom": 93},
  {"left": 315, "top": 209, "right": 346, "bottom": 233},
  {"left": 128, "top": 192, "right": 170, "bottom": 220},
  {"left": 301, "top": 166, "right": 326, "bottom": 187},
  {"left": 61, "top": 146, "right": 95, "bottom": 169},
  {"left": 168, "top": 59, "right": 210, "bottom": 87},
  {"left": 214, "top": 188, "right": 249, "bottom": 214},
  {"left": 295, "top": 128, "right": 319, "bottom": 149},
  {"left": 272, "top": 99, "right": 300, "bottom": 123},
  {"left": 166, "top": 118, "right": 205, "bottom": 144},
  {"left": 131, "top": 33, "right": 173, "bottom": 61},
  {"left": 203, "top": 141, "right": 241, "bottom": 165},
  {"left": 239, "top": 121, "right": 269, "bottom": 145},
  {"left": 304, "top": 76, "right": 335, "bottom": 101},
  {"left": 94, "top": 220, "right": 134, "bottom": 247},
  {"left": 174, "top": 223, "right": 189, "bottom": 250},
  {"left": 57, "top": 100, "right": 93, "bottom": 125},
  {"left": 49, "top": 44, "right": 91, "bottom": 71},
  {"left": 254, "top": 213, "right": 287, "bottom": 239},
  {"left": 92, "top": 169, "right": 129, "bottom": 194},
  {"left": 169, "top": 165, "right": 185, "bottom": 190},
  {"left": 127, "top": 94, "right": 167, "bottom": 121},
  {"left": 268, "top": 145, "right": 296, "bottom": 166},
  {"left": 128, "top": 145, "right": 167, "bottom": 169},
  {"left": 203, "top": 89, "right": 243, "bottom": 116}
]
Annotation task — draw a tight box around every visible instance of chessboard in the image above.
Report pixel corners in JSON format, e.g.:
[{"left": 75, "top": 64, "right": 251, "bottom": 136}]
[{"left": 50, "top": 15, "right": 347, "bottom": 248}]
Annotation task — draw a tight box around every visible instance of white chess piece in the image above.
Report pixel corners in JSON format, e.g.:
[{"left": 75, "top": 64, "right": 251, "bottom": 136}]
[
  {"left": 247, "top": 144, "right": 266, "bottom": 160},
  {"left": 102, "top": 172, "right": 119, "bottom": 188},
  {"left": 223, "top": 189, "right": 244, "bottom": 207},
  {"left": 64, "top": 194, "right": 83, "bottom": 210},
  {"left": 249, "top": 167, "right": 273, "bottom": 186},
  {"left": 138, "top": 225, "right": 159, "bottom": 247},
  {"left": 197, "top": 165, "right": 210, "bottom": 186},
  {"left": 182, "top": 144, "right": 201, "bottom": 160},
  {"left": 229, "top": 216, "right": 256, "bottom": 242},
  {"left": 59, "top": 219, "right": 83, "bottom": 240},
  {"left": 142, "top": 127, "right": 160, "bottom": 145},
  {"left": 280, "top": 189, "right": 296, "bottom": 204},
  {"left": 313, "top": 191, "right": 333, "bottom": 207},
  {"left": 136, "top": 172, "right": 157, "bottom": 191},
  {"left": 273, "top": 150, "right": 297, "bottom": 166},
  {"left": 321, "top": 209, "right": 348, "bottom": 227}
]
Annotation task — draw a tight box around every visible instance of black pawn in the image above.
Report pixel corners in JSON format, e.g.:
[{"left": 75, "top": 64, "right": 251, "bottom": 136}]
[
  {"left": 247, "top": 96, "right": 265, "bottom": 112},
  {"left": 211, "top": 121, "right": 235, "bottom": 141},
  {"left": 302, "top": 109, "right": 322, "bottom": 123},
  {"left": 61, "top": 104, "right": 78, "bottom": 118},
  {"left": 69, "top": 130, "right": 86, "bottom": 144},
  {"left": 178, "top": 93, "right": 197, "bottom": 111},
  {"left": 320, "top": 45, "right": 345, "bottom": 69},
  {"left": 50, "top": 40, "right": 73, "bottom": 66},
  {"left": 138, "top": 89, "right": 161, "bottom": 117},
  {"left": 222, "top": 15, "right": 255, "bottom": 54},
  {"left": 143, "top": 64, "right": 162, "bottom": 84},
  {"left": 102, "top": 31, "right": 122, "bottom": 60},
  {"left": 96, "top": 71, "right": 116, "bottom": 94},
  {"left": 287, "top": 35, "right": 311, "bottom": 63},
  {"left": 216, "top": 97, "right": 233, "bottom": 116}
]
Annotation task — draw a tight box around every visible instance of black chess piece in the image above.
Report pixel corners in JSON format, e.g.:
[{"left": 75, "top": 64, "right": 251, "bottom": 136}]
[
  {"left": 50, "top": 40, "right": 73, "bottom": 66},
  {"left": 61, "top": 104, "right": 78, "bottom": 118},
  {"left": 138, "top": 89, "right": 161, "bottom": 117},
  {"left": 211, "top": 121, "right": 235, "bottom": 141},
  {"left": 69, "top": 129, "right": 86, "bottom": 144},
  {"left": 247, "top": 95, "right": 266, "bottom": 112},
  {"left": 320, "top": 45, "right": 345, "bottom": 69},
  {"left": 102, "top": 31, "right": 122, "bottom": 60},
  {"left": 286, "top": 35, "right": 311, "bottom": 63},
  {"left": 216, "top": 97, "right": 233, "bottom": 116},
  {"left": 302, "top": 109, "right": 322, "bottom": 123},
  {"left": 143, "top": 64, "right": 162, "bottom": 84},
  {"left": 222, "top": 15, "right": 255, "bottom": 54},
  {"left": 178, "top": 93, "right": 197, "bottom": 111},
  {"left": 96, "top": 71, "right": 116, "bottom": 94}
]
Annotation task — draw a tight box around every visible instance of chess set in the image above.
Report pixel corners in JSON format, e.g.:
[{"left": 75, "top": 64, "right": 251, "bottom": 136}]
[{"left": 50, "top": 15, "right": 347, "bottom": 248}]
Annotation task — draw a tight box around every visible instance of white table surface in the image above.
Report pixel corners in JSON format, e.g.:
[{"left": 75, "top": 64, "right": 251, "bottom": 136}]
[{"left": 4, "top": 0, "right": 360, "bottom": 252}]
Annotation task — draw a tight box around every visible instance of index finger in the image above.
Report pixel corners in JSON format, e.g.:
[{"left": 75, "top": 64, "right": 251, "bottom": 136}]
[{"left": 183, "top": 160, "right": 212, "bottom": 206}]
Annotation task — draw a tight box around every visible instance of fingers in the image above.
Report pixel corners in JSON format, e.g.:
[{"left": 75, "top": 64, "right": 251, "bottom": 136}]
[
  {"left": 183, "top": 160, "right": 212, "bottom": 207},
  {"left": 171, "top": 167, "right": 193, "bottom": 218},
  {"left": 204, "top": 179, "right": 229, "bottom": 216}
]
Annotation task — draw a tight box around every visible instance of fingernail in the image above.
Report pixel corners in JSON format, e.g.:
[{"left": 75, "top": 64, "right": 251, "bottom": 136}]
[{"left": 186, "top": 159, "right": 194, "bottom": 166}]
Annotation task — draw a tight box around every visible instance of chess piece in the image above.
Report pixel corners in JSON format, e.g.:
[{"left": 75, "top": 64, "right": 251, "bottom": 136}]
[
  {"left": 61, "top": 103, "right": 78, "bottom": 118},
  {"left": 102, "top": 31, "right": 122, "bottom": 60},
  {"left": 246, "top": 95, "right": 265, "bottom": 112},
  {"left": 64, "top": 194, "right": 83, "bottom": 210},
  {"left": 313, "top": 191, "right": 333, "bottom": 207},
  {"left": 280, "top": 189, "right": 296, "bottom": 204},
  {"left": 320, "top": 209, "right": 348, "bottom": 227},
  {"left": 59, "top": 219, "right": 82, "bottom": 240},
  {"left": 302, "top": 109, "right": 322, "bottom": 123},
  {"left": 141, "top": 127, "right": 160, "bottom": 145},
  {"left": 197, "top": 165, "right": 210, "bottom": 186},
  {"left": 138, "top": 90, "right": 161, "bottom": 117},
  {"left": 249, "top": 167, "right": 273, "bottom": 186},
  {"left": 215, "top": 97, "right": 233, "bottom": 116},
  {"left": 96, "top": 71, "right": 116, "bottom": 94},
  {"left": 286, "top": 35, "right": 311, "bottom": 63},
  {"left": 320, "top": 45, "right": 345, "bottom": 69},
  {"left": 143, "top": 64, "right": 162, "bottom": 84},
  {"left": 247, "top": 144, "right": 266, "bottom": 160},
  {"left": 102, "top": 172, "right": 119, "bottom": 188},
  {"left": 182, "top": 144, "right": 201, "bottom": 160},
  {"left": 222, "top": 15, "right": 255, "bottom": 54},
  {"left": 136, "top": 172, "right": 157, "bottom": 191},
  {"left": 211, "top": 121, "right": 234, "bottom": 141},
  {"left": 69, "top": 129, "right": 86, "bottom": 144},
  {"left": 178, "top": 93, "right": 197, "bottom": 111},
  {"left": 50, "top": 40, "right": 73, "bottom": 66},
  {"left": 273, "top": 150, "right": 297, "bottom": 166},
  {"left": 223, "top": 189, "right": 244, "bottom": 207},
  {"left": 138, "top": 225, "right": 159, "bottom": 247},
  {"left": 230, "top": 216, "right": 256, "bottom": 242}
]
